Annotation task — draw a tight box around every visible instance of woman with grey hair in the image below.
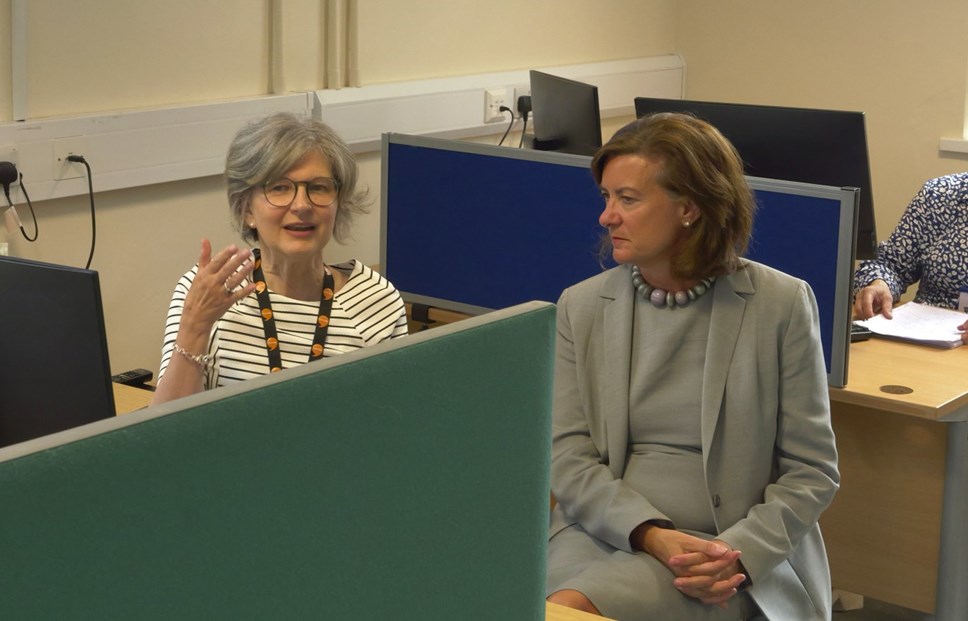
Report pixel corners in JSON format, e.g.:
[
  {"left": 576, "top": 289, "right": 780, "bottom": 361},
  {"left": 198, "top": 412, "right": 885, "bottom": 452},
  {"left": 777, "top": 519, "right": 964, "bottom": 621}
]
[{"left": 152, "top": 112, "right": 407, "bottom": 404}]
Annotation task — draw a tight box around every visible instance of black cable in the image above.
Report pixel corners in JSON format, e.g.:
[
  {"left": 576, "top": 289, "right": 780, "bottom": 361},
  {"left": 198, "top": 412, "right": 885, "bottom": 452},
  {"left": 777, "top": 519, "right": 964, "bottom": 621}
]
[
  {"left": 518, "top": 111, "right": 530, "bottom": 148},
  {"left": 496, "top": 105, "right": 514, "bottom": 146},
  {"left": 15, "top": 173, "right": 40, "bottom": 242},
  {"left": 0, "top": 163, "right": 39, "bottom": 242},
  {"left": 516, "top": 95, "right": 532, "bottom": 149},
  {"left": 68, "top": 155, "right": 97, "bottom": 269}
]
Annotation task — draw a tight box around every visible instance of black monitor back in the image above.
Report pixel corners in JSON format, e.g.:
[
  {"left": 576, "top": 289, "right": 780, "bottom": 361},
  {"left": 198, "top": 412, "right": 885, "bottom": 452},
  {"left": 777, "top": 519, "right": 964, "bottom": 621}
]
[
  {"left": 0, "top": 256, "right": 115, "bottom": 447},
  {"left": 530, "top": 70, "right": 602, "bottom": 156},
  {"left": 634, "top": 97, "right": 877, "bottom": 259}
]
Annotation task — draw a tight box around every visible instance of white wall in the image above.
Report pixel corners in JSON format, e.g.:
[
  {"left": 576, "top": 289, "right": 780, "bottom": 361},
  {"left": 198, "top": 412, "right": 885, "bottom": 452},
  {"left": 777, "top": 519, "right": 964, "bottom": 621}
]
[
  {"left": 355, "top": 0, "right": 676, "bottom": 82},
  {"left": 12, "top": 1, "right": 272, "bottom": 118}
]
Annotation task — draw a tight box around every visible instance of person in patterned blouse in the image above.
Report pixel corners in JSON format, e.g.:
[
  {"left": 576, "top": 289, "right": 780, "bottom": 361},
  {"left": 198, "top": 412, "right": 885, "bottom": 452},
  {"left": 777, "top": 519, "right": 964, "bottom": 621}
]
[
  {"left": 152, "top": 113, "right": 408, "bottom": 405},
  {"left": 852, "top": 173, "right": 968, "bottom": 342}
]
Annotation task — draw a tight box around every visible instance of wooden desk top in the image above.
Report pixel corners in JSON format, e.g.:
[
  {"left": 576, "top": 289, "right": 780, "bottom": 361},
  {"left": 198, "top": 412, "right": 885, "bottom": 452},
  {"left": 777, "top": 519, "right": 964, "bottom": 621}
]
[
  {"left": 831, "top": 337, "right": 968, "bottom": 421},
  {"left": 546, "top": 601, "right": 614, "bottom": 620},
  {"left": 113, "top": 383, "right": 153, "bottom": 415}
]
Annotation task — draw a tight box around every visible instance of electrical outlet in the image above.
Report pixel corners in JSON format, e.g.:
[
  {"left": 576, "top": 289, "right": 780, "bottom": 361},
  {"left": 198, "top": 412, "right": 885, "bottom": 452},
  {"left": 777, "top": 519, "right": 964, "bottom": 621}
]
[
  {"left": 513, "top": 85, "right": 535, "bottom": 125},
  {"left": 52, "top": 136, "right": 89, "bottom": 181},
  {"left": 484, "top": 88, "right": 511, "bottom": 124}
]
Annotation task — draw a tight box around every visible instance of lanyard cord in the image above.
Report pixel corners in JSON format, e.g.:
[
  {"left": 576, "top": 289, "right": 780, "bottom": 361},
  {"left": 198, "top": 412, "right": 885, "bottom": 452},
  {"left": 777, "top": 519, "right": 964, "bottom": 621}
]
[{"left": 250, "top": 248, "right": 335, "bottom": 373}]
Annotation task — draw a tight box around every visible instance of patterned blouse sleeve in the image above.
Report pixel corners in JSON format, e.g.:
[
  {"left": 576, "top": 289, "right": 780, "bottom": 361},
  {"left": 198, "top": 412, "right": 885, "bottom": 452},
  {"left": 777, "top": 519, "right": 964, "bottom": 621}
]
[{"left": 853, "top": 178, "right": 944, "bottom": 301}]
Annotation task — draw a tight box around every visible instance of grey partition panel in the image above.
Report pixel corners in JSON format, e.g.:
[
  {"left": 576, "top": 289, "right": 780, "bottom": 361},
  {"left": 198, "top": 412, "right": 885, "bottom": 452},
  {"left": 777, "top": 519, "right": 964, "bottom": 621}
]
[{"left": 0, "top": 302, "right": 555, "bottom": 620}]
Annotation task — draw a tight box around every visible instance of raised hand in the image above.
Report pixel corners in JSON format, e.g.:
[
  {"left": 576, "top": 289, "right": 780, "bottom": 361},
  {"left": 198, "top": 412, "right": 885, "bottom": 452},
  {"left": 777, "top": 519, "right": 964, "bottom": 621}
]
[{"left": 180, "top": 239, "right": 257, "bottom": 335}]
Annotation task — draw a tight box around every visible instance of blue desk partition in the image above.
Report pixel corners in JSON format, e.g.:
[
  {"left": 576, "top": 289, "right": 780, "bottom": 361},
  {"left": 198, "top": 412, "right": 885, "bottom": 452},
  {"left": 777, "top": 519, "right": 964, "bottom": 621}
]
[
  {"left": 0, "top": 302, "right": 555, "bottom": 620},
  {"left": 381, "top": 134, "right": 857, "bottom": 387},
  {"left": 381, "top": 133, "right": 604, "bottom": 315},
  {"left": 745, "top": 178, "right": 858, "bottom": 388}
]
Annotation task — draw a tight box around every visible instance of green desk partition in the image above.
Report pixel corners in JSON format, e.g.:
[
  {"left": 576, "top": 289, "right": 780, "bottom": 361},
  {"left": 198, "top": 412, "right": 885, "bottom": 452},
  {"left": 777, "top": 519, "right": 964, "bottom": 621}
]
[{"left": 0, "top": 302, "right": 555, "bottom": 620}]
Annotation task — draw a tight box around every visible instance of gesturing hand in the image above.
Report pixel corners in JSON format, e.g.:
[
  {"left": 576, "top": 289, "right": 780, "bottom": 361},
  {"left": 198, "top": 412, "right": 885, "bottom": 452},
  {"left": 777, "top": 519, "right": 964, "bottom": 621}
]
[{"left": 180, "top": 239, "right": 257, "bottom": 336}]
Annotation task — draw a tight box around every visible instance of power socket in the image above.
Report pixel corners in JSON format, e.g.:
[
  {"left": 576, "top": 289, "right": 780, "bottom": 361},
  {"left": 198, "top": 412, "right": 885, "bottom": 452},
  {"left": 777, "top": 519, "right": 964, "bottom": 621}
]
[
  {"left": 53, "top": 136, "right": 89, "bottom": 181},
  {"left": 514, "top": 86, "right": 533, "bottom": 122},
  {"left": 1, "top": 145, "right": 18, "bottom": 187},
  {"left": 484, "top": 88, "right": 511, "bottom": 124}
]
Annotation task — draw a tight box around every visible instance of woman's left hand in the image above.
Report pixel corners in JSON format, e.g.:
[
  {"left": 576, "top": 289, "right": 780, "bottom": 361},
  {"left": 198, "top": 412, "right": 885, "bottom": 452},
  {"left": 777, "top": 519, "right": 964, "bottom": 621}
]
[
  {"left": 637, "top": 525, "right": 747, "bottom": 607},
  {"left": 959, "top": 318, "right": 968, "bottom": 344},
  {"left": 667, "top": 538, "right": 748, "bottom": 606}
]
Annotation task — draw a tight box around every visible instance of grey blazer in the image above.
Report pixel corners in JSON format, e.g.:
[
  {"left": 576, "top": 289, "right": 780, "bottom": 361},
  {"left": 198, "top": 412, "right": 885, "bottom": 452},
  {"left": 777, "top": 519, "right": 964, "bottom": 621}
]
[{"left": 550, "top": 260, "right": 840, "bottom": 621}]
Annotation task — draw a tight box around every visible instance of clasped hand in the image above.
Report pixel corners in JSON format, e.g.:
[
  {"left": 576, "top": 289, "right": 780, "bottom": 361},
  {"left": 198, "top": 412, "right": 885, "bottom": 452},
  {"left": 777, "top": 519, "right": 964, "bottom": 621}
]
[{"left": 640, "top": 526, "right": 747, "bottom": 607}]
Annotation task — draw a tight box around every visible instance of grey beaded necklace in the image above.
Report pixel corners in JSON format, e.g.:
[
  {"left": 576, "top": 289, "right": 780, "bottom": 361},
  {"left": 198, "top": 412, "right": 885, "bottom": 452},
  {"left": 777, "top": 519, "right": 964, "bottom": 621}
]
[{"left": 631, "top": 265, "right": 715, "bottom": 309}]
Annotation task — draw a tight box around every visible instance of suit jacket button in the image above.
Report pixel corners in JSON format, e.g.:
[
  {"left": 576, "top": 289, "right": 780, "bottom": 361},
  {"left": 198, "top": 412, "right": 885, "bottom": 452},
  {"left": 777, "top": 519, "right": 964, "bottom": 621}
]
[{"left": 712, "top": 494, "right": 721, "bottom": 507}]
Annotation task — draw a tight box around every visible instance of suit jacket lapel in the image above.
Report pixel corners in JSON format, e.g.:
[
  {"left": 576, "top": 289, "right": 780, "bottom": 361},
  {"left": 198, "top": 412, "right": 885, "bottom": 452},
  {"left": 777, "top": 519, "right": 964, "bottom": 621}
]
[
  {"left": 701, "top": 265, "right": 754, "bottom": 463},
  {"left": 601, "top": 267, "right": 634, "bottom": 477}
]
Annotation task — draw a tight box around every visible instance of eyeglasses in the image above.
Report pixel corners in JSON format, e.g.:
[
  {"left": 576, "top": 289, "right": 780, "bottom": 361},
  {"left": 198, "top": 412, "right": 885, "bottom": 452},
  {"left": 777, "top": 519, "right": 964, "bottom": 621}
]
[{"left": 262, "top": 177, "right": 340, "bottom": 208}]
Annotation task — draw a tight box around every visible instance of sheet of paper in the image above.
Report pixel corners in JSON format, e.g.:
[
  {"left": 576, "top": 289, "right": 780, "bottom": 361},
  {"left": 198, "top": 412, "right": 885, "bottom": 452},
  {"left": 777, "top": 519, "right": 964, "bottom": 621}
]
[{"left": 857, "top": 302, "right": 967, "bottom": 348}]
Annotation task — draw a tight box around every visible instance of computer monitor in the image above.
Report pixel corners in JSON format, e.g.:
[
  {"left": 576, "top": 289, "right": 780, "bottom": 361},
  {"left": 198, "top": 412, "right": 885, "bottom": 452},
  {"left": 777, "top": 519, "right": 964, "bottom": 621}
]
[
  {"left": 0, "top": 256, "right": 116, "bottom": 447},
  {"left": 529, "top": 70, "right": 603, "bottom": 156},
  {"left": 633, "top": 97, "right": 878, "bottom": 259}
]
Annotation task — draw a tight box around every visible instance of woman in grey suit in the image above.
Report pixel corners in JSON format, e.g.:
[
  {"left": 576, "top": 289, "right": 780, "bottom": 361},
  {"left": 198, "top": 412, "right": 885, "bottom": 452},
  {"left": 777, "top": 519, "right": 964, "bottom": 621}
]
[{"left": 546, "top": 113, "right": 840, "bottom": 621}]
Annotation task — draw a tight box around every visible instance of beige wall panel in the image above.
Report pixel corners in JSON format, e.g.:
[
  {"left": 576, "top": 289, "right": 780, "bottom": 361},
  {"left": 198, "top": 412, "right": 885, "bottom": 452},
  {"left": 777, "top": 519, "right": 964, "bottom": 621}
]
[
  {"left": 25, "top": 1, "right": 269, "bottom": 119},
  {"left": 325, "top": 151, "right": 383, "bottom": 267},
  {"left": 673, "top": 0, "right": 968, "bottom": 248},
  {"left": 0, "top": 0, "right": 11, "bottom": 120},
  {"left": 356, "top": 0, "right": 677, "bottom": 83},
  {"left": 275, "top": 0, "right": 326, "bottom": 93}
]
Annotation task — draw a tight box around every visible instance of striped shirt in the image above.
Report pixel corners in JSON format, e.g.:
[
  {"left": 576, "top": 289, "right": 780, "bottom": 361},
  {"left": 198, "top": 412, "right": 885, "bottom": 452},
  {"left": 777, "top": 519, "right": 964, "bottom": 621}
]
[{"left": 158, "top": 259, "right": 408, "bottom": 389}]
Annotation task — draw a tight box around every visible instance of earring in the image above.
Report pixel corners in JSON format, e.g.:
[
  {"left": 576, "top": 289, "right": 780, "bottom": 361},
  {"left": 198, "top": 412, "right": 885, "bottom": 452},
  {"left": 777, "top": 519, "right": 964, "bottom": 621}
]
[{"left": 683, "top": 220, "right": 691, "bottom": 228}]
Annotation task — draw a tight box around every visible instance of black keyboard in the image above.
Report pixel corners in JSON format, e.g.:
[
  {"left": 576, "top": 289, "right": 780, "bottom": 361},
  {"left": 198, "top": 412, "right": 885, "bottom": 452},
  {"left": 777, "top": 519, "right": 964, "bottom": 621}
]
[{"left": 850, "top": 322, "right": 873, "bottom": 342}]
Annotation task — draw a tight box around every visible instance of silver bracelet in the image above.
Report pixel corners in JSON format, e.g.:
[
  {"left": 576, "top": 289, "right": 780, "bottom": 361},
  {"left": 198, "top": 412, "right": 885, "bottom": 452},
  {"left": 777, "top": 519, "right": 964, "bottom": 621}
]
[{"left": 172, "top": 343, "right": 213, "bottom": 368}]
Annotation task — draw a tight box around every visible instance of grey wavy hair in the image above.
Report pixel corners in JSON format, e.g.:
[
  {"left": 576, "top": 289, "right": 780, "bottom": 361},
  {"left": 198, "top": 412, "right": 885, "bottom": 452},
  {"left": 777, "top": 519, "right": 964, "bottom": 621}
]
[{"left": 225, "top": 112, "right": 367, "bottom": 244}]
